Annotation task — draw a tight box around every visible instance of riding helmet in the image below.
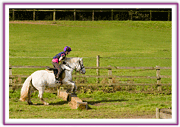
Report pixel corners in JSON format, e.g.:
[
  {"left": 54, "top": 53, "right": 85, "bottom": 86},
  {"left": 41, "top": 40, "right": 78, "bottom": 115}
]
[{"left": 64, "top": 46, "right": 72, "bottom": 52}]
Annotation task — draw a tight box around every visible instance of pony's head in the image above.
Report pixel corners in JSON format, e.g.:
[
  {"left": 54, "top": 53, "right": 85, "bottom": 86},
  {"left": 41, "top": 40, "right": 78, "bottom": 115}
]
[{"left": 76, "top": 58, "right": 86, "bottom": 74}]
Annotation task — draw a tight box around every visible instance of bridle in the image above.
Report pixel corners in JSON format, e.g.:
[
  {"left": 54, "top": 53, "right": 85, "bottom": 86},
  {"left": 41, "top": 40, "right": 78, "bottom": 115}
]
[
  {"left": 63, "top": 59, "right": 85, "bottom": 72},
  {"left": 79, "top": 60, "right": 85, "bottom": 71}
]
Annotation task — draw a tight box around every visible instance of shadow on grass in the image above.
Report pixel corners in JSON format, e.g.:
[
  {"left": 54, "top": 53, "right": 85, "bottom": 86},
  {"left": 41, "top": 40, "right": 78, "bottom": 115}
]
[
  {"left": 49, "top": 101, "right": 68, "bottom": 105},
  {"left": 86, "top": 99, "right": 129, "bottom": 105},
  {"left": 31, "top": 101, "right": 68, "bottom": 106}
]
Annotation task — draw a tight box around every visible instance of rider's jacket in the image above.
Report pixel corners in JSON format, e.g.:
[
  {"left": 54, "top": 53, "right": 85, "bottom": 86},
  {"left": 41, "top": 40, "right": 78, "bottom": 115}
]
[{"left": 52, "top": 51, "right": 66, "bottom": 63}]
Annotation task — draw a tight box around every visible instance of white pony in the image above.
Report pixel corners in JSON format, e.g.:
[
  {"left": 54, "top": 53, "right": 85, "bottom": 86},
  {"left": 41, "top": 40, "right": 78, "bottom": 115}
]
[{"left": 19, "top": 57, "right": 86, "bottom": 105}]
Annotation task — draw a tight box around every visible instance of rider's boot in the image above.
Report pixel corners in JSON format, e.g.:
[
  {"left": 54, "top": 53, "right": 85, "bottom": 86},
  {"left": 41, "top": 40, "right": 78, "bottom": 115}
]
[{"left": 55, "top": 76, "right": 61, "bottom": 84}]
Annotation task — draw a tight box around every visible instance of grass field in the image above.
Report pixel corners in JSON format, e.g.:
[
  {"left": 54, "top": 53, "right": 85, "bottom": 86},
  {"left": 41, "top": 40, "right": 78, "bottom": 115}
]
[
  {"left": 10, "top": 21, "right": 171, "bottom": 59},
  {"left": 9, "top": 21, "right": 171, "bottom": 83},
  {"left": 9, "top": 21, "right": 172, "bottom": 119},
  {"left": 9, "top": 88, "right": 171, "bottom": 119}
]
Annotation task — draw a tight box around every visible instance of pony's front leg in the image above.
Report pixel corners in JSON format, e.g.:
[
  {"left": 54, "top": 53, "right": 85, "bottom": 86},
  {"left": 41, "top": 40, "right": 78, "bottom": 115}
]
[
  {"left": 38, "top": 87, "right": 49, "bottom": 105},
  {"left": 71, "top": 81, "right": 77, "bottom": 93},
  {"left": 64, "top": 80, "right": 77, "bottom": 93}
]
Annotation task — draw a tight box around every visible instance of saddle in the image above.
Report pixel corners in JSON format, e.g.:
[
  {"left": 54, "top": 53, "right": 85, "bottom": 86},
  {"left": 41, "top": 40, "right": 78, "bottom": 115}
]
[{"left": 45, "top": 66, "right": 64, "bottom": 82}]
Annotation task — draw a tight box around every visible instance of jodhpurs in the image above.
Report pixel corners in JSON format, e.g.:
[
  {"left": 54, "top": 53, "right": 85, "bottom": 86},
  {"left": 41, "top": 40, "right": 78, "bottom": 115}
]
[{"left": 52, "top": 62, "right": 62, "bottom": 78}]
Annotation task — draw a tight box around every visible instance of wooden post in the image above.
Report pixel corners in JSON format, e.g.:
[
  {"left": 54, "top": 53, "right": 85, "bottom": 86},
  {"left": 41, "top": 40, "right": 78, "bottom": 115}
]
[
  {"left": 58, "top": 90, "right": 88, "bottom": 109},
  {"left": 58, "top": 90, "right": 71, "bottom": 101},
  {"left": 108, "top": 65, "right": 112, "bottom": 85},
  {"left": 156, "top": 66, "right": 161, "bottom": 84},
  {"left": 159, "top": 108, "right": 172, "bottom": 119},
  {"left": 9, "top": 66, "right": 12, "bottom": 84},
  {"left": 156, "top": 108, "right": 160, "bottom": 119},
  {"left": 74, "top": 9, "right": 76, "bottom": 21},
  {"left": 69, "top": 96, "right": 88, "bottom": 109},
  {"left": 150, "top": 10, "right": 152, "bottom": 21},
  {"left": 33, "top": 9, "right": 35, "bottom": 21},
  {"left": 168, "top": 10, "right": 170, "bottom": 21},
  {"left": 111, "top": 9, "right": 113, "bottom": 20},
  {"left": 156, "top": 66, "right": 162, "bottom": 91},
  {"left": 57, "top": 87, "right": 64, "bottom": 96},
  {"left": 96, "top": 55, "right": 100, "bottom": 83},
  {"left": 130, "top": 10, "right": 133, "bottom": 21},
  {"left": 131, "top": 14, "right": 133, "bottom": 21},
  {"left": 53, "top": 9, "right": 56, "bottom": 21},
  {"left": 92, "top": 10, "right": 94, "bottom": 21},
  {"left": 12, "top": 9, "right": 15, "bottom": 21}
]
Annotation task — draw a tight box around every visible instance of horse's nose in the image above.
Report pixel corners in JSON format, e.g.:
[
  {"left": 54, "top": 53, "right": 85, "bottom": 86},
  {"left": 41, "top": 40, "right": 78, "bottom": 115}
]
[{"left": 82, "top": 69, "right": 86, "bottom": 74}]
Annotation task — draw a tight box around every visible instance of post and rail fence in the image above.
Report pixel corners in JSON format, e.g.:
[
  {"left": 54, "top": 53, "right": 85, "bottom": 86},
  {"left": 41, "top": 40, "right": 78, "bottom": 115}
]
[
  {"left": 9, "top": 65, "right": 172, "bottom": 84},
  {"left": 9, "top": 9, "right": 171, "bottom": 21},
  {"left": 9, "top": 55, "right": 172, "bottom": 93}
]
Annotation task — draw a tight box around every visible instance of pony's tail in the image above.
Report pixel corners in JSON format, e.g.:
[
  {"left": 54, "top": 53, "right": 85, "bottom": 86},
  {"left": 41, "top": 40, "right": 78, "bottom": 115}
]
[{"left": 19, "top": 75, "right": 32, "bottom": 102}]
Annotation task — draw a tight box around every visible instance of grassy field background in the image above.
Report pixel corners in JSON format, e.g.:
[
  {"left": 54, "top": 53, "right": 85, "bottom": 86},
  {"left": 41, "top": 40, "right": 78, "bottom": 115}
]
[
  {"left": 9, "top": 21, "right": 172, "bottom": 119},
  {"left": 9, "top": 21, "right": 171, "bottom": 83}
]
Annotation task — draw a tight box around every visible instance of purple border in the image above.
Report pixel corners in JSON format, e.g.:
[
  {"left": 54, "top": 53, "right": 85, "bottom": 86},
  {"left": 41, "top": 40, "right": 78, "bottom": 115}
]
[
  {"left": 2, "top": 2, "right": 179, "bottom": 5},
  {"left": 3, "top": 2, "right": 179, "bottom": 126},
  {"left": 177, "top": 2, "right": 179, "bottom": 126},
  {"left": 3, "top": 2, "right": 6, "bottom": 126}
]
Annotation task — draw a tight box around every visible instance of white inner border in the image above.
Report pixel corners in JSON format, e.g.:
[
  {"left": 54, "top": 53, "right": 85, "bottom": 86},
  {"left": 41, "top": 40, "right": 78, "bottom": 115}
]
[{"left": 5, "top": 4, "right": 177, "bottom": 124}]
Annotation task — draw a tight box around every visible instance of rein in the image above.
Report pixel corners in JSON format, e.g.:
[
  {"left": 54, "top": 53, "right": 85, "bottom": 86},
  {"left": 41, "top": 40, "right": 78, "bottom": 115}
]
[{"left": 64, "top": 63, "right": 72, "bottom": 69}]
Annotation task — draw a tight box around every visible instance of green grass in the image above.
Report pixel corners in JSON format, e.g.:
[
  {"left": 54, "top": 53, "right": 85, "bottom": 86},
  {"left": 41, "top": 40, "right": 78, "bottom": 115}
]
[
  {"left": 9, "top": 88, "right": 171, "bottom": 119},
  {"left": 9, "top": 21, "right": 172, "bottom": 84},
  {"left": 9, "top": 21, "right": 172, "bottom": 119},
  {"left": 10, "top": 21, "right": 171, "bottom": 58}
]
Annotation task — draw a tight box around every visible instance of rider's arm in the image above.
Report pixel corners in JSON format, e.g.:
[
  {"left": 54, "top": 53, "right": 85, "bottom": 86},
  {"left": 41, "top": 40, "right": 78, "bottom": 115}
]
[{"left": 59, "top": 56, "right": 64, "bottom": 62}]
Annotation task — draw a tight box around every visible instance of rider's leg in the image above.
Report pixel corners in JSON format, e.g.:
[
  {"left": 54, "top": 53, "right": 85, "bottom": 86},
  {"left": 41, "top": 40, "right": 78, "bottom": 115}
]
[{"left": 52, "top": 62, "right": 62, "bottom": 79}]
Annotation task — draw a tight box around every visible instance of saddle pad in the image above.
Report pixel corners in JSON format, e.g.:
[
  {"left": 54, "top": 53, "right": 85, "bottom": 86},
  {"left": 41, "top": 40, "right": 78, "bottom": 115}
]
[{"left": 45, "top": 69, "right": 54, "bottom": 73}]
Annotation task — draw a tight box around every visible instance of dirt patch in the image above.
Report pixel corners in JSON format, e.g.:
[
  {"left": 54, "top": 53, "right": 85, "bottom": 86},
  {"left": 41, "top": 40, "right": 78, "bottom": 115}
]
[
  {"left": 125, "top": 114, "right": 156, "bottom": 119},
  {"left": 9, "top": 21, "right": 102, "bottom": 28},
  {"left": 116, "top": 111, "right": 156, "bottom": 119},
  {"left": 9, "top": 21, "right": 56, "bottom": 25}
]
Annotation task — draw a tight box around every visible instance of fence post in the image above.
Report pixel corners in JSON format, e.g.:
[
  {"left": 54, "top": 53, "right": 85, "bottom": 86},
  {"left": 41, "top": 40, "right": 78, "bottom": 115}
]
[
  {"left": 9, "top": 66, "right": 12, "bottom": 84},
  {"left": 96, "top": 55, "right": 100, "bottom": 83},
  {"left": 12, "top": 9, "right": 15, "bottom": 21},
  {"left": 156, "top": 66, "right": 162, "bottom": 91},
  {"left": 156, "top": 108, "right": 160, "bottom": 119},
  {"left": 108, "top": 65, "right": 112, "bottom": 85},
  {"left": 74, "top": 9, "right": 76, "bottom": 21},
  {"left": 33, "top": 9, "right": 35, "bottom": 21},
  {"left": 53, "top": 9, "right": 56, "bottom": 21},
  {"left": 130, "top": 10, "right": 133, "bottom": 21},
  {"left": 168, "top": 10, "right": 170, "bottom": 21},
  {"left": 150, "top": 10, "right": 152, "bottom": 21},
  {"left": 111, "top": 9, "right": 113, "bottom": 20},
  {"left": 92, "top": 10, "right": 94, "bottom": 21}
]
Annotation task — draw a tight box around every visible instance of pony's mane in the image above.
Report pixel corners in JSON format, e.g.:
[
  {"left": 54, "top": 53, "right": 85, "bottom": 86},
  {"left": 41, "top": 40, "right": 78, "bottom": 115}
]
[{"left": 65, "top": 57, "right": 81, "bottom": 63}]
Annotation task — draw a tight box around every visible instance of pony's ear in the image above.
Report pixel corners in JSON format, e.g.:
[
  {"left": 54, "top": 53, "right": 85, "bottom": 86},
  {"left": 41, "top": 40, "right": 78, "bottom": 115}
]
[{"left": 80, "top": 58, "right": 83, "bottom": 62}]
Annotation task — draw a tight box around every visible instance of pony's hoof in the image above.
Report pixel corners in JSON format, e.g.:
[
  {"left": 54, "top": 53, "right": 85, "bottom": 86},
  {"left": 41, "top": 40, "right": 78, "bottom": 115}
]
[{"left": 28, "top": 102, "right": 33, "bottom": 105}]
